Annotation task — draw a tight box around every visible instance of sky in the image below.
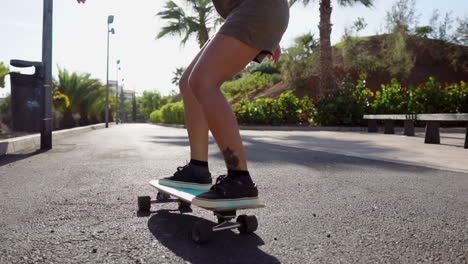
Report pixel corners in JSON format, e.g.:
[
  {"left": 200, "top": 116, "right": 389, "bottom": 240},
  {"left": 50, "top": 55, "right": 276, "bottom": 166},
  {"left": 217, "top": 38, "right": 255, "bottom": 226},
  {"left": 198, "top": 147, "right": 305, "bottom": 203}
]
[{"left": 0, "top": 0, "right": 467, "bottom": 98}]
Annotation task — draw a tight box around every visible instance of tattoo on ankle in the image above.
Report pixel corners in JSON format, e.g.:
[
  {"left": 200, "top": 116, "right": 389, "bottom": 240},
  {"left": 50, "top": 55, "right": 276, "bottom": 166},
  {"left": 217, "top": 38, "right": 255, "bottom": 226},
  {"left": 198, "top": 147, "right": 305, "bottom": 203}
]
[{"left": 223, "top": 147, "right": 240, "bottom": 169}]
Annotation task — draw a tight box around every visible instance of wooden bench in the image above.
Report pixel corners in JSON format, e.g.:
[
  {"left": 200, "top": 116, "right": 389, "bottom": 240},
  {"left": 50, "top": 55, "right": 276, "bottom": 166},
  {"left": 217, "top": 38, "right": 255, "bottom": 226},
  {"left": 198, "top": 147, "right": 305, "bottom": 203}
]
[{"left": 363, "top": 113, "right": 468, "bottom": 149}]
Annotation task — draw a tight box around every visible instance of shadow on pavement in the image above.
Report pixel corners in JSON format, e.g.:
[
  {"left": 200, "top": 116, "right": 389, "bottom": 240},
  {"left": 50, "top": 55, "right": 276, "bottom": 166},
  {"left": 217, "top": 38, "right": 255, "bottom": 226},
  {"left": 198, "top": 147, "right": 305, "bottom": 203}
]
[
  {"left": 240, "top": 135, "right": 436, "bottom": 173},
  {"left": 148, "top": 210, "right": 280, "bottom": 264},
  {"left": 146, "top": 136, "right": 216, "bottom": 147},
  {"left": 0, "top": 149, "right": 43, "bottom": 167},
  {"left": 145, "top": 133, "right": 437, "bottom": 173}
]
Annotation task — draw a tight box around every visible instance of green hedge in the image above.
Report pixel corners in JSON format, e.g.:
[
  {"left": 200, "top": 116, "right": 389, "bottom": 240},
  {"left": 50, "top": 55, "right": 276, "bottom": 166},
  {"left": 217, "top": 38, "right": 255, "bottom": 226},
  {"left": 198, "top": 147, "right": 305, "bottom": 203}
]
[
  {"left": 149, "top": 77, "right": 466, "bottom": 126},
  {"left": 150, "top": 101, "right": 185, "bottom": 125},
  {"left": 232, "top": 92, "right": 313, "bottom": 125},
  {"left": 371, "top": 77, "right": 467, "bottom": 114},
  {"left": 312, "top": 77, "right": 467, "bottom": 126},
  {"left": 312, "top": 76, "right": 372, "bottom": 126}
]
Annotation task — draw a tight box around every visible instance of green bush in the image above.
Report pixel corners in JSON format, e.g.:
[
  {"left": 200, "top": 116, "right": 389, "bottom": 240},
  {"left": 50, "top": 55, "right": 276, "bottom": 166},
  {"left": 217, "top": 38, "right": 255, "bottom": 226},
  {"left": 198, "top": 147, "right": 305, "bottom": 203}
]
[
  {"left": 233, "top": 92, "right": 313, "bottom": 125},
  {"left": 342, "top": 37, "right": 380, "bottom": 74},
  {"left": 380, "top": 27, "right": 415, "bottom": 78},
  {"left": 150, "top": 101, "right": 185, "bottom": 125},
  {"left": 312, "top": 75, "right": 373, "bottom": 126},
  {"left": 0, "top": 62, "right": 9, "bottom": 88},
  {"left": 221, "top": 72, "right": 280, "bottom": 100},
  {"left": 407, "top": 78, "right": 467, "bottom": 113},
  {"left": 0, "top": 95, "right": 11, "bottom": 126},
  {"left": 281, "top": 48, "right": 318, "bottom": 90},
  {"left": 369, "top": 77, "right": 467, "bottom": 115},
  {"left": 371, "top": 78, "right": 407, "bottom": 114},
  {"left": 443, "top": 81, "right": 467, "bottom": 113}
]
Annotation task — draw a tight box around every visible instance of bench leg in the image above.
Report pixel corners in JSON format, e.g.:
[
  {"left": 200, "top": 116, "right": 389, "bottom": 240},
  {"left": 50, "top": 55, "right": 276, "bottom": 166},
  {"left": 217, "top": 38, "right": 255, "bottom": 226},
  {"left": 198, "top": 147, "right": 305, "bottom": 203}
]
[
  {"left": 368, "top": 120, "right": 378, "bottom": 133},
  {"left": 425, "top": 121, "right": 440, "bottom": 144},
  {"left": 465, "top": 123, "right": 468, "bottom": 149},
  {"left": 404, "top": 120, "right": 415, "bottom": 136},
  {"left": 384, "top": 120, "right": 394, "bottom": 134}
]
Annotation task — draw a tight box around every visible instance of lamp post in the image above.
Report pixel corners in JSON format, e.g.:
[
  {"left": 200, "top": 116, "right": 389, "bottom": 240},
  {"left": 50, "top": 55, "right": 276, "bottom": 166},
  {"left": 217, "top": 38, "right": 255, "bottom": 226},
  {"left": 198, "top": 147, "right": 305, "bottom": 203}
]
[
  {"left": 116, "top": 60, "right": 121, "bottom": 124},
  {"left": 41, "top": 0, "right": 53, "bottom": 150},
  {"left": 105, "top": 15, "right": 115, "bottom": 128}
]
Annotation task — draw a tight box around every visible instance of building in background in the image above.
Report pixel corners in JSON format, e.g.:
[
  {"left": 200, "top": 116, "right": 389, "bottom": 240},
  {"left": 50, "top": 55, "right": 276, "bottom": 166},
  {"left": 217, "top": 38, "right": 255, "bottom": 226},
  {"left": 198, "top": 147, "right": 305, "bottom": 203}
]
[
  {"left": 110, "top": 80, "right": 135, "bottom": 122},
  {"left": 108, "top": 80, "right": 122, "bottom": 95}
]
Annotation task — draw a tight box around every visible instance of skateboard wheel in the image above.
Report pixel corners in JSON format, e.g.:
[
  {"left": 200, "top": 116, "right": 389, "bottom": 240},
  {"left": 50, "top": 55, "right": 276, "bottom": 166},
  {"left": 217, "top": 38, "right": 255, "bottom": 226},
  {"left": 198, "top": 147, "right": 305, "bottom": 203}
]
[
  {"left": 236, "top": 215, "right": 258, "bottom": 234},
  {"left": 192, "top": 221, "right": 212, "bottom": 244},
  {"left": 156, "top": 192, "right": 170, "bottom": 201},
  {"left": 137, "top": 196, "right": 151, "bottom": 212}
]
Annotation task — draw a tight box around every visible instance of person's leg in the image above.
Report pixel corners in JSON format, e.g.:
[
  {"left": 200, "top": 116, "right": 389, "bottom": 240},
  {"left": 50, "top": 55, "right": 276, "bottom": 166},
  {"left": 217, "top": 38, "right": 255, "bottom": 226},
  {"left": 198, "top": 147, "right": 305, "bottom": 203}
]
[
  {"left": 189, "top": 33, "right": 261, "bottom": 207},
  {"left": 189, "top": 33, "right": 260, "bottom": 171},
  {"left": 179, "top": 41, "right": 210, "bottom": 162},
  {"left": 158, "top": 41, "right": 213, "bottom": 191}
]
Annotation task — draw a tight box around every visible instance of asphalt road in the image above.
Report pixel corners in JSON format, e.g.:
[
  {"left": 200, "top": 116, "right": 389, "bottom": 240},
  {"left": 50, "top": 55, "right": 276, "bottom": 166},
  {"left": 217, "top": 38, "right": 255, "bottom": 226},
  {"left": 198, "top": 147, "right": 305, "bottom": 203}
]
[{"left": 0, "top": 124, "right": 467, "bottom": 263}]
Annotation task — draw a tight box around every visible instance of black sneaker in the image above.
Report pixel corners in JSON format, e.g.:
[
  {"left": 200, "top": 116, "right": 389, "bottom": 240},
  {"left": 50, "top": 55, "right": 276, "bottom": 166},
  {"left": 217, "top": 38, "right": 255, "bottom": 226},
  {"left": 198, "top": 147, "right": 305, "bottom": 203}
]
[
  {"left": 159, "top": 163, "right": 212, "bottom": 190},
  {"left": 192, "top": 175, "right": 259, "bottom": 208}
]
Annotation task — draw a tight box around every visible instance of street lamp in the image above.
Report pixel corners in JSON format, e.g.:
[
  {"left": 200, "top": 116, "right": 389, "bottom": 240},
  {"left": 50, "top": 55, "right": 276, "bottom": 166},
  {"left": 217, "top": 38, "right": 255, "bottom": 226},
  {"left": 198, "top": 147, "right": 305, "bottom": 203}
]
[
  {"left": 116, "top": 59, "right": 121, "bottom": 124},
  {"left": 105, "top": 15, "right": 115, "bottom": 128}
]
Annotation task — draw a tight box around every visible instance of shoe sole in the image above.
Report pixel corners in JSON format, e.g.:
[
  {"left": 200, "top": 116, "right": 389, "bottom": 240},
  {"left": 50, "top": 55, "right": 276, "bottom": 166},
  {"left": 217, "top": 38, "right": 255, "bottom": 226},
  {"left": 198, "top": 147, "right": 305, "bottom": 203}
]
[
  {"left": 192, "top": 196, "right": 260, "bottom": 209},
  {"left": 158, "top": 179, "right": 211, "bottom": 191}
]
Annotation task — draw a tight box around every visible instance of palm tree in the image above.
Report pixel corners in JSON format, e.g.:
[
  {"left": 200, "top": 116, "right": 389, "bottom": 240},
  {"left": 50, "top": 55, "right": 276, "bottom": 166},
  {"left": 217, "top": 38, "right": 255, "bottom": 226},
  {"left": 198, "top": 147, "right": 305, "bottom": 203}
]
[
  {"left": 289, "top": 0, "right": 373, "bottom": 93},
  {"left": 0, "top": 62, "right": 9, "bottom": 88},
  {"left": 54, "top": 69, "right": 109, "bottom": 127},
  {"left": 156, "top": 0, "right": 220, "bottom": 48}
]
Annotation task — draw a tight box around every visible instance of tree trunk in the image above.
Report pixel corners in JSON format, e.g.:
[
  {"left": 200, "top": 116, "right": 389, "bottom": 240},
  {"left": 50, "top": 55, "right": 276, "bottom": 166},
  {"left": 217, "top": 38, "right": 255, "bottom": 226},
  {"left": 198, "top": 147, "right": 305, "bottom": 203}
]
[
  {"left": 199, "top": 23, "right": 210, "bottom": 48},
  {"left": 319, "top": 0, "right": 335, "bottom": 93}
]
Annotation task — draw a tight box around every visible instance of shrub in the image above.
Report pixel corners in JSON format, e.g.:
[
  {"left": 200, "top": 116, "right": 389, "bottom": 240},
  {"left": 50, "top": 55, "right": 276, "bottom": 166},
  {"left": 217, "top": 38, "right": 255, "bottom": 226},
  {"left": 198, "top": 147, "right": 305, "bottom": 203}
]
[
  {"left": 233, "top": 92, "right": 313, "bottom": 125},
  {"left": 443, "top": 81, "right": 467, "bottom": 113},
  {"left": 150, "top": 101, "right": 185, "bottom": 125},
  {"left": 221, "top": 72, "right": 279, "bottom": 100},
  {"left": 380, "top": 27, "right": 415, "bottom": 78},
  {"left": 371, "top": 78, "right": 407, "bottom": 114},
  {"left": 407, "top": 77, "right": 467, "bottom": 113},
  {"left": 312, "top": 75, "right": 373, "bottom": 126},
  {"left": 0, "top": 62, "right": 9, "bottom": 88},
  {"left": 281, "top": 48, "right": 318, "bottom": 90},
  {"left": 342, "top": 37, "right": 380, "bottom": 74},
  {"left": 0, "top": 95, "right": 11, "bottom": 126},
  {"left": 369, "top": 77, "right": 467, "bottom": 114}
]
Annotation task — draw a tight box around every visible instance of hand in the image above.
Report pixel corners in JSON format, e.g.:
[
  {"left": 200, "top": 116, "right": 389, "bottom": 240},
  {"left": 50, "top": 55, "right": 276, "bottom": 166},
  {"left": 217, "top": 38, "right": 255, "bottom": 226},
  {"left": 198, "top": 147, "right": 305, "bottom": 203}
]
[
  {"left": 77, "top": 0, "right": 86, "bottom": 3},
  {"left": 267, "top": 45, "right": 281, "bottom": 64}
]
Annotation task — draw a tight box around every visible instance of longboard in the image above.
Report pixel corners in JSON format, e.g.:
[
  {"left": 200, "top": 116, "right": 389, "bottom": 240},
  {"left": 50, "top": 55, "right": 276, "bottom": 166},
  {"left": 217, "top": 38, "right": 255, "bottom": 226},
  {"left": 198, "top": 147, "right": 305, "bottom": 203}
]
[
  {"left": 149, "top": 180, "right": 265, "bottom": 211},
  {"left": 137, "top": 179, "right": 265, "bottom": 243}
]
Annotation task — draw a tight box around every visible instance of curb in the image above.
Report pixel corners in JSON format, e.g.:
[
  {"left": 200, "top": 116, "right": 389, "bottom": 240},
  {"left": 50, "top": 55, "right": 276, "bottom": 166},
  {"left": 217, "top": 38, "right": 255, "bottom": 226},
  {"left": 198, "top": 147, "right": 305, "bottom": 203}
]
[{"left": 0, "top": 123, "right": 112, "bottom": 155}]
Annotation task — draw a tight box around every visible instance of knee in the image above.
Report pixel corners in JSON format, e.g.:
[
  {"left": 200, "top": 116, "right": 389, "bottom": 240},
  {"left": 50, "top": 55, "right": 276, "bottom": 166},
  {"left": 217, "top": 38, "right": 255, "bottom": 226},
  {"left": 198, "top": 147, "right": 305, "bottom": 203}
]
[
  {"left": 188, "top": 74, "right": 218, "bottom": 102},
  {"left": 178, "top": 74, "right": 190, "bottom": 95}
]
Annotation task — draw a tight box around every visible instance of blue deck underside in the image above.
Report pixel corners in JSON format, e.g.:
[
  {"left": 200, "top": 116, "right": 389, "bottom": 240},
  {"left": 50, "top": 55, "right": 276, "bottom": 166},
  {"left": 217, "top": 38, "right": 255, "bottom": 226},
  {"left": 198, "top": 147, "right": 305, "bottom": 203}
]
[
  {"left": 173, "top": 187, "right": 206, "bottom": 196},
  {"left": 172, "top": 187, "right": 259, "bottom": 209}
]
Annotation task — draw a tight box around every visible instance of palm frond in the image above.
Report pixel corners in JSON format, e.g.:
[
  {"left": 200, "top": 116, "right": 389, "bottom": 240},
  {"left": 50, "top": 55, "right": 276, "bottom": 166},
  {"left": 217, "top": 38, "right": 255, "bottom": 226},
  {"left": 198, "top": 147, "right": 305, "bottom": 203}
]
[{"left": 337, "top": 0, "right": 374, "bottom": 7}]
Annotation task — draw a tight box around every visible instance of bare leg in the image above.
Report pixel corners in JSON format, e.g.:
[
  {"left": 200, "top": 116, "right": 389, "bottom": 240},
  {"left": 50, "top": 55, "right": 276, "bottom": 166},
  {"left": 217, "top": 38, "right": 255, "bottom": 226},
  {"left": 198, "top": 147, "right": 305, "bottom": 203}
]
[
  {"left": 188, "top": 33, "right": 261, "bottom": 171},
  {"left": 179, "top": 41, "right": 210, "bottom": 162}
]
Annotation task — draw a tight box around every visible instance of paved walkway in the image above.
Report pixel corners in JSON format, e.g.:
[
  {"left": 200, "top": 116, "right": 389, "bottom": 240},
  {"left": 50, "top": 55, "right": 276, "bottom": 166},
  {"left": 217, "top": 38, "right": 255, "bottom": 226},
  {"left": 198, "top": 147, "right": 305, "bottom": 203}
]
[
  {"left": 240, "top": 128, "right": 468, "bottom": 173},
  {"left": 0, "top": 124, "right": 466, "bottom": 263}
]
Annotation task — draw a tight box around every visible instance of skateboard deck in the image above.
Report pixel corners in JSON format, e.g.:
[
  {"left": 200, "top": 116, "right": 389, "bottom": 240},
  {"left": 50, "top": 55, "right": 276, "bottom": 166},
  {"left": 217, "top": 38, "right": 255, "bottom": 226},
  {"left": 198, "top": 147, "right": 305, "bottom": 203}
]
[{"left": 149, "top": 180, "right": 265, "bottom": 211}]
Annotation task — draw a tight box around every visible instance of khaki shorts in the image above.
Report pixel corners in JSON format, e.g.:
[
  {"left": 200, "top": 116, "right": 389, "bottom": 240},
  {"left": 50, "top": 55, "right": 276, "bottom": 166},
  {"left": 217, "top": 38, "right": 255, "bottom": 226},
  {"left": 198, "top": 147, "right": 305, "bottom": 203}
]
[{"left": 217, "top": 0, "right": 290, "bottom": 63}]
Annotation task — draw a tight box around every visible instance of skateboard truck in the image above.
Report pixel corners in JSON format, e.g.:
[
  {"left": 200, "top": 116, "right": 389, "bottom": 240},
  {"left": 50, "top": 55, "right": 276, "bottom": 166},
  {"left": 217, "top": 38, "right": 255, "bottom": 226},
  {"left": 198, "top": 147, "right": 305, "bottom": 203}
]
[
  {"left": 191, "top": 210, "right": 258, "bottom": 244},
  {"left": 137, "top": 194, "right": 193, "bottom": 214}
]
